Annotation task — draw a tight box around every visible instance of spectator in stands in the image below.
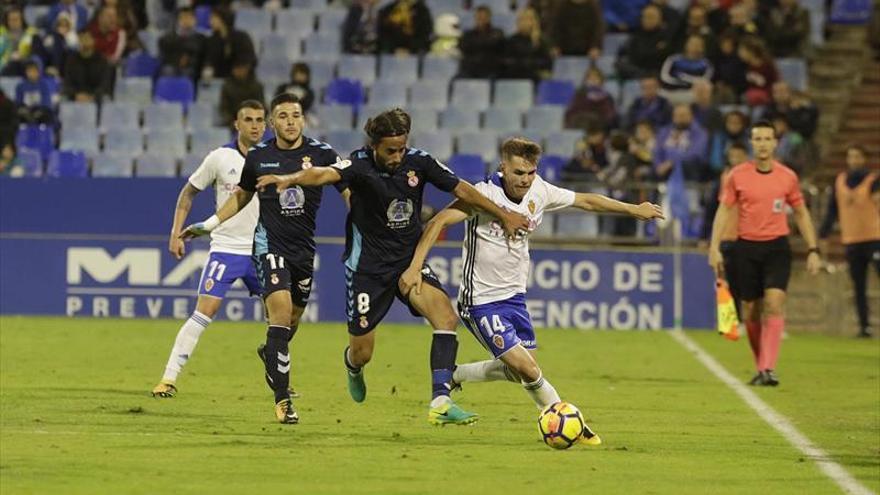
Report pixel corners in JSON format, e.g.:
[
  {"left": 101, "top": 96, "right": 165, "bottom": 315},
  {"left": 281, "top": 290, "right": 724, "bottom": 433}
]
[
  {"left": 551, "top": 0, "right": 604, "bottom": 58},
  {"left": 15, "top": 60, "right": 55, "bottom": 125},
  {"left": 562, "top": 123, "right": 609, "bottom": 182},
  {"left": 603, "top": 131, "right": 644, "bottom": 235},
  {"left": 771, "top": 114, "right": 809, "bottom": 174},
  {"left": 564, "top": 66, "right": 618, "bottom": 132},
  {"left": 377, "top": 0, "right": 433, "bottom": 55},
  {"left": 690, "top": 79, "right": 722, "bottom": 132},
  {"left": 0, "top": 7, "right": 39, "bottom": 77},
  {"left": 47, "top": 0, "right": 89, "bottom": 33},
  {"left": 0, "top": 141, "right": 24, "bottom": 177},
  {"left": 33, "top": 12, "right": 78, "bottom": 78},
  {"left": 727, "top": 3, "right": 762, "bottom": 39},
  {"left": 458, "top": 5, "right": 504, "bottom": 78},
  {"left": 343, "top": 0, "right": 380, "bottom": 54},
  {"left": 275, "top": 62, "right": 314, "bottom": 114},
  {"left": 615, "top": 4, "right": 672, "bottom": 79},
  {"left": 654, "top": 103, "right": 708, "bottom": 181},
  {"left": 762, "top": 81, "right": 818, "bottom": 139},
  {"left": 87, "top": 5, "right": 126, "bottom": 65},
  {"left": 430, "top": 13, "right": 461, "bottom": 57},
  {"left": 103, "top": 0, "right": 140, "bottom": 41},
  {"left": 693, "top": 0, "right": 729, "bottom": 34},
  {"left": 0, "top": 87, "right": 18, "bottom": 146},
  {"left": 159, "top": 7, "right": 206, "bottom": 80},
  {"left": 630, "top": 119, "right": 656, "bottom": 174},
  {"left": 711, "top": 30, "right": 748, "bottom": 103},
  {"left": 659, "top": 34, "right": 713, "bottom": 102},
  {"left": 601, "top": 0, "right": 650, "bottom": 32},
  {"left": 738, "top": 36, "right": 778, "bottom": 106},
  {"left": 700, "top": 141, "right": 749, "bottom": 243},
  {"left": 650, "top": 0, "right": 682, "bottom": 34},
  {"left": 763, "top": 0, "right": 810, "bottom": 58},
  {"left": 502, "top": 8, "right": 553, "bottom": 81},
  {"left": 203, "top": 7, "right": 256, "bottom": 81},
  {"left": 674, "top": 4, "right": 717, "bottom": 55},
  {"left": 625, "top": 76, "right": 672, "bottom": 130},
  {"left": 708, "top": 109, "right": 750, "bottom": 173},
  {"left": 63, "top": 31, "right": 112, "bottom": 103},
  {"left": 219, "top": 60, "right": 264, "bottom": 127}
]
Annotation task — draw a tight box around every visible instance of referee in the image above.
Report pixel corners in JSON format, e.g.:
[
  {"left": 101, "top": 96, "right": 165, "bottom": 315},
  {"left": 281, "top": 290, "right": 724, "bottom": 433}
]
[{"left": 709, "top": 120, "right": 822, "bottom": 387}]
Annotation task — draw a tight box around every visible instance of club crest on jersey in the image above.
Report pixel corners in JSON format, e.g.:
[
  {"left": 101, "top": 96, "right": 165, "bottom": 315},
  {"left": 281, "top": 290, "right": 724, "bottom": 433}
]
[
  {"left": 301, "top": 156, "right": 312, "bottom": 170},
  {"left": 271, "top": 273, "right": 279, "bottom": 285},
  {"left": 204, "top": 278, "right": 214, "bottom": 292},
  {"left": 386, "top": 199, "right": 415, "bottom": 229},
  {"left": 359, "top": 316, "right": 369, "bottom": 329},
  {"left": 279, "top": 186, "right": 306, "bottom": 215},
  {"left": 772, "top": 198, "right": 784, "bottom": 212},
  {"left": 492, "top": 335, "right": 505, "bottom": 349},
  {"left": 528, "top": 200, "right": 536, "bottom": 214},
  {"left": 407, "top": 170, "right": 419, "bottom": 187}
]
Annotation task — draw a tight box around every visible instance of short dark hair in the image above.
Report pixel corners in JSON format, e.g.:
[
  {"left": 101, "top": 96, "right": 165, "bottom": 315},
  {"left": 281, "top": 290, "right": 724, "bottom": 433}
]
[
  {"left": 237, "top": 99, "right": 265, "bottom": 114},
  {"left": 500, "top": 137, "right": 542, "bottom": 165},
  {"left": 363, "top": 108, "right": 411, "bottom": 144},
  {"left": 846, "top": 144, "right": 867, "bottom": 156},
  {"left": 750, "top": 119, "right": 776, "bottom": 138},
  {"left": 270, "top": 93, "right": 302, "bottom": 113}
]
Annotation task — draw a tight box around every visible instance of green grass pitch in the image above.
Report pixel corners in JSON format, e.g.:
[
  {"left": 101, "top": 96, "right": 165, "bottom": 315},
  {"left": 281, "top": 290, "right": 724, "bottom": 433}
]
[{"left": 1, "top": 316, "right": 877, "bottom": 494}]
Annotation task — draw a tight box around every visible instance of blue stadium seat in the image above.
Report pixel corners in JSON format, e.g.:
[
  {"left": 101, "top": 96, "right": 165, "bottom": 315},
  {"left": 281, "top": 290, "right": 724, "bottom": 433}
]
[
  {"left": 59, "top": 102, "right": 98, "bottom": 129},
  {"left": 594, "top": 56, "right": 615, "bottom": 77},
  {"left": 544, "top": 130, "right": 582, "bottom": 157},
  {"left": 355, "top": 105, "right": 385, "bottom": 131},
  {"left": 60, "top": 127, "right": 100, "bottom": 156},
  {"left": 408, "top": 81, "right": 448, "bottom": 109},
  {"left": 191, "top": 128, "right": 233, "bottom": 154},
  {"left": 136, "top": 152, "right": 179, "bottom": 177},
  {"left": 483, "top": 107, "right": 522, "bottom": 133},
  {"left": 186, "top": 102, "right": 218, "bottom": 131},
  {"left": 409, "top": 130, "right": 453, "bottom": 162},
  {"left": 124, "top": 50, "right": 160, "bottom": 78},
  {"left": 539, "top": 155, "right": 566, "bottom": 183},
  {"left": 604, "top": 80, "right": 621, "bottom": 103},
  {"left": 525, "top": 106, "right": 564, "bottom": 132},
  {"left": 494, "top": 11, "right": 518, "bottom": 34},
  {"left": 92, "top": 151, "right": 135, "bottom": 177},
  {"left": 144, "top": 102, "right": 185, "bottom": 131},
  {"left": 256, "top": 58, "right": 290, "bottom": 82},
  {"left": 16, "top": 148, "right": 43, "bottom": 177},
  {"left": 536, "top": 79, "right": 576, "bottom": 106},
  {"left": 317, "top": 10, "right": 348, "bottom": 34},
  {"left": 195, "top": 5, "right": 212, "bottom": 32},
  {"left": 620, "top": 79, "right": 641, "bottom": 110},
  {"left": 451, "top": 79, "right": 491, "bottom": 110},
  {"left": 46, "top": 150, "right": 89, "bottom": 178},
  {"left": 552, "top": 56, "right": 590, "bottom": 85},
  {"left": 23, "top": 5, "right": 49, "bottom": 28},
  {"left": 100, "top": 101, "right": 140, "bottom": 132},
  {"left": 338, "top": 55, "right": 377, "bottom": 86},
  {"left": 324, "top": 129, "right": 365, "bottom": 154},
  {"left": 114, "top": 77, "right": 153, "bottom": 106},
  {"left": 409, "top": 108, "right": 438, "bottom": 132},
  {"left": 197, "top": 79, "right": 223, "bottom": 106},
  {"left": 235, "top": 8, "right": 273, "bottom": 33},
  {"left": 369, "top": 81, "right": 408, "bottom": 107},
  {"left": 777, "top": 58, "right": 808, "bottom": 90},
  {"left": 324, "top": 79, "right": 365, "bottom": 106},
  {"left": 379, "top": 55, "right": 419, "bottom": 84},
  {"left": 303, "top": 33, "right": 342, "bottom": 59},
  {"left": 154, "top": 76, "right": 195, "bottom": 109},
  {"left": 181, "top": 152, "right": 205, "bottom": 176},
  {"left": 145, "top": 128, "right": 187, "bottom": 156},
  {"left": 261, "top": 32, "right": 300, "bottom": 61},
  {"left": 301, "top": 58, "right": 336, "bottom": 90},
  {"left": 138, "top": 30, "right": 161, "bottom": 56},
  {"left": 421, "top": 55, "right": 459, "bottom": 82},
  {"left": 290, "top": 0, "right": 324, "bottom": 8},
  {"left": 493, "top": 79, "right": 533, "bottom": 110},
  {"left": 314, "top": 104, "right": 354, "bottom": 130},
  {"left": 16, "top": 125, "right": 54, "bottom": 160},
  {"left": 440, "top": 107, "right": 480, "bottom": 131},
  {"left": 456, "top": 131, "right": 500, "bottom": 163},
  {"left": 0, "top": 77, "right": 20, "bottom": 98},
  {"left": 103, "top": 128, "right": 144, "bottom": 154},
  {"left": 447, "top": 154, "right": 487, "bottom": 183},
  {"left": 275, "top": 9, "right": 316, "bottom": 35},
  {"left": 602, "top": 33, "right": 630, "bottom": 56}
]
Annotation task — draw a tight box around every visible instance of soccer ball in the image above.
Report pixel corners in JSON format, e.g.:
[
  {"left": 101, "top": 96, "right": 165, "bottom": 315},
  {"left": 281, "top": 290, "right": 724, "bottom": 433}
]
[{"left": 537, "top": 401, "right": 585, "bottom": 450}]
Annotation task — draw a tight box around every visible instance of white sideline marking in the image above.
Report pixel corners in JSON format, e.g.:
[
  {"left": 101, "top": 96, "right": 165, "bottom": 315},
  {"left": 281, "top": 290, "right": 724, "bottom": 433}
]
[{"left": 669, "top": 330, "right": 875, "bottom": 495}]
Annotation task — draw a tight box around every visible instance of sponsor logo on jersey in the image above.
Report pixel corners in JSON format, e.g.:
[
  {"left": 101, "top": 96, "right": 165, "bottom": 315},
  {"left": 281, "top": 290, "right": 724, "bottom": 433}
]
[
  {"left": 772, "top": 198, "right": 784, "bottom": 213},
  {"left": 279, "top": 186, "right": 306, "bottom": 215},
  {"left": 301, "top": 156, "right": 312, "bottom": 170},
  {"left": 260, "top": 162, "right": 280, "bottom": 168},
  {"left": 407, "top": 170, "right": 419, "bottom": 187},
  {"left": 386, "top": 199, "right": 415, "bottom": 228}
]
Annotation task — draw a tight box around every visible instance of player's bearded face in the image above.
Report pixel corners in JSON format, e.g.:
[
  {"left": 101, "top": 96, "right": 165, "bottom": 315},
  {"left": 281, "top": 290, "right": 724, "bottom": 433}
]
[{"left": 373, "top": 135, "right": 408, "bottom": 170}]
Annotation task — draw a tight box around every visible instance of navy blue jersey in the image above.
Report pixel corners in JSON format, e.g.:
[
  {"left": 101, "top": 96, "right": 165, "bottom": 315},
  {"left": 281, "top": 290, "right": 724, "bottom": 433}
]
[
  {"left": 332, "top": 147, "right": 460, "bottom": 274},
  {"left": 239, "top": 137, "right": 340, "bottom": 265}
]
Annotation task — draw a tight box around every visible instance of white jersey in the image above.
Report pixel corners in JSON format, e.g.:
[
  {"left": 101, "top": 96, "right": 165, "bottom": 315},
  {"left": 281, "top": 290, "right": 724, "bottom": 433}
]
[
  {"left": 459, "top": 173, "right": 575, "bottom": 307},
  {"left": 188, "top": 143, "right": 259, "bottom": 255}
]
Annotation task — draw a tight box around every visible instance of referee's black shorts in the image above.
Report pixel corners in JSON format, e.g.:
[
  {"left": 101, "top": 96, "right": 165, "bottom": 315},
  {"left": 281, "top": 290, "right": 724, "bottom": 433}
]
[{"left": 735, "top": 236, "right": 792, "bottom": 301}]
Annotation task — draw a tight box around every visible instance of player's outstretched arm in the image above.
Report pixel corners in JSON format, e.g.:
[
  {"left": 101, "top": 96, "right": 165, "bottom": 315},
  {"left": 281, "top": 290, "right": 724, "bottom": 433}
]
[
  {"left": 255, "top": 167, "right": 343, "bottom": 191},
  {"left": 399, "top": 201, "right": 472, "bottom": 297},
  {"left": 792, "top": 204, "right": 822, "bottom": 275},
  {"left": 179, "top": 188, "right": 254, "bottom": 241},
  {"left": 572, "top": 192, "right": 664, "bottom": 220},
  {"left": 708, "top": 203, "right": 732, "bottom": 279},
  {"left": 169, "top": 183, "right": 201, "bottom": 259},
  {"left": 451, "top": 180, "right": 529, "bottom": 238}
]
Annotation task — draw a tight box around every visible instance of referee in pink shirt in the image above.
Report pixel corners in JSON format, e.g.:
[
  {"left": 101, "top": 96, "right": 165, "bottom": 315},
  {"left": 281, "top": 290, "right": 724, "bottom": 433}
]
[{"left": 709, "top": 120, "right": 822, "bottom": 386}]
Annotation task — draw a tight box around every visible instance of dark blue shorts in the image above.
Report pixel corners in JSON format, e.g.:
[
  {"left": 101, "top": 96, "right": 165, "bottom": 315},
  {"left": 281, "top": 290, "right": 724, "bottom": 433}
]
[{"left": 345, "top": 264, "right": 445, "bottom": 335}]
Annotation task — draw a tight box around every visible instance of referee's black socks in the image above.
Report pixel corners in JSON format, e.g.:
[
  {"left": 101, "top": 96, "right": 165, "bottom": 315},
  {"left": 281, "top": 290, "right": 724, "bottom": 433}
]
[{"left": 264, "top": 325, "right": 292, "bottom": 404}]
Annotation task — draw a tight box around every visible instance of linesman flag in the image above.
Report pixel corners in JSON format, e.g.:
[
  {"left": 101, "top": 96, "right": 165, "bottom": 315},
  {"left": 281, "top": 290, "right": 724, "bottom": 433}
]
[{"left": 716, "top": 279, "right": 739, "bottom": 341}]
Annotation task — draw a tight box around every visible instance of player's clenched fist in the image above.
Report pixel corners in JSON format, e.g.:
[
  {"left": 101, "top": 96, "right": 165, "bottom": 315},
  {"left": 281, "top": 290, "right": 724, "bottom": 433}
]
[{"left": 179, "top": 215, "right": 220, "bottom": 241}]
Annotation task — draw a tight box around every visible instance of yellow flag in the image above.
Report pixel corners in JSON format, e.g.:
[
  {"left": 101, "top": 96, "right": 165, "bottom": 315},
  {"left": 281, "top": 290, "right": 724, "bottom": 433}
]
[{"left": 716, "top": 279, "right": 739, "bottom": 341}]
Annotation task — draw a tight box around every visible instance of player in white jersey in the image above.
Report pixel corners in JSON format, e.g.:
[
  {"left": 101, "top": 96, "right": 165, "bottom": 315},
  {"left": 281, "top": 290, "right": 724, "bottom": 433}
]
[
  {"left": 152, "top": 101, "right": 267, "bottom": 398},
  {"left": 399, "top": 137, "right": 664, "bottom": 443}
]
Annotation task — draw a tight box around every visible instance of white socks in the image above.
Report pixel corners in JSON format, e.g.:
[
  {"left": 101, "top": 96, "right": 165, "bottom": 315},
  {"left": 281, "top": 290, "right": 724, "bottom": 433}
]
[
  {"left": 162, "top": 311, "right": 212, "bottom": 382},
  {"left": 522, "top": 374, "right": 560, "bottom": 409},
  {"left": 453, "top": 359, "right": 519, "bottom": 383}
]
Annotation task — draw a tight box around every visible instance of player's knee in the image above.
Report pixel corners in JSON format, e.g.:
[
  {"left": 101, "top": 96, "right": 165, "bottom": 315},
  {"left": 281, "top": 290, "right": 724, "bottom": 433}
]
[
  {"left": 519, "top": 363, "right": 542, "bottom": 383},
  {"left": 438, "top": 314, "right": 459, "bottom": 332},
  {"left": 350, "top": 345, "right": 373, "bottom": 366},
  {"left": 763, "top": 302, "right": 785, "bottom": 317}
]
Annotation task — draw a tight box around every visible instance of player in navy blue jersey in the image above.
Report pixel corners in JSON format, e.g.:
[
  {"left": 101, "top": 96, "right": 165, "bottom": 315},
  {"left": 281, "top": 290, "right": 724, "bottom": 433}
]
[
  {"left": 255, "top": 108, "right": 530, "bottom": 425},
  {"left": 181, "top": 93, "right": 344, "bottom": 424}
]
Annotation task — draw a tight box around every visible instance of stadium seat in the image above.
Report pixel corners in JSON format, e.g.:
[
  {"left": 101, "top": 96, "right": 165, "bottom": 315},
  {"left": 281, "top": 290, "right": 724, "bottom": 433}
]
[
  {"left": 317, "top": 10, "right": 348, "bottom": 34},
  {"left": 493, "top": 11, "right": 518, "bottom": 34},
  {"left": 604, "top": 80, "right": 621, "bottom": 103},
  {"left": 103, "top": 128, "right": 144, "bottom": 154},
  {"left": 235, "top": 8, "right": 273, "bottom": 33},
  {"left": 138, "top": 29, "right": 161, "bottom": 56},
  {"left": 256, "top": 58, "right": 290, "bottom": 83},
  {"left": 421, "top": 55, "right": 459, "bottom": 83},
  {"left": 60, "top": 127, "right": 100, "bottom": 156},
  {"left": 196, "top": 79, "right": 223, "bottom": 106},
  {"left": 539, "top": 154, "right": 566, "bottom": 183},
  {"left": 303, "top": 33, "right": 342, "bottom": 59},
  {"left": 536, "top": 79, "right": 576, "bottom": 106},
  {"left": 59, "top": 102, "right": 98, "bottom": 129},
  {"left": 23, "top": 5, "right": 49, "bottom": 28},
  {"left": 595, "top": 56, "right": 615, "bottom": 77},
  {"left": 46, "top": 150, "right": 89, "bottom": 178},
  {"left": 556, "top": 213, "right": 599, "bottom": 238},
  {"left": 92, "top": 151, "right": 135, "bottom": 177},
  {"left": 440, "top": 107, "right": 480, "bottom": 131},
  {"left": 369, "top": 80, "right": 408, "bottom": 107},
  {"left": 190, "top": 128, "right": 232, "bottom": 154},
  {"left": 451, "top": 79, "right": 491, "bottom": 110},
  {"left": 195, "top": 5, "right": 212, "bottom": 32},
  {"left": 544, "top": 130, "right": 582, "bottom": 157},
  {"left": 15, "top": 125, "right": 54, "bottom": 160},
  {"left": 525, "top": 106, "right": 564, "bottom": 132},
  {"left": 493, "top": 79, "right": 533, "bottom": 110},
  {"left": 146, "top": 128, "right": 187, "bottom": 156},
  {"left": 260, "top": 32, "right": 300, "bottom": 61},
  {"left": 324, "top": 79, "right": 365, "bottom": 107},
  {"left": 447, "top": 154, "right": 487, "bottom": 183},
  {"left": 275, "top": 9, "right": 316, "bottom": 36},
  {"left": 0, "top": 76, "right": 20, "bottom": 98},
  {"left": 456, "top": 131, "right": 500, "bottom": 163},
  {"left": 181, "top": 151, "right": 205, "bottom": 176},
  {"left": 136, "top": 152, "right": 179, "bottom": 177},
  {"left": 409, "top": 129, "right": 452, "bottom": 161},
  {"left": 533, "top": 212, "right": 555, "bottom": 237},
  {"left": 338, "top": 55, "right": 377, "bottom": 86},
  {"left": 301, "top": 58, "right": 336, "bottom": 90},
  {"left": 483, "top": 107, "right": 523, "bottom": 134},
  {"left": 620, "top": 79, "right": 641, "bottom": 110},
  {"left": 100, "top": 102, "right": 140, "bottom": 132},
  {"left": 552, "top": 56, "right": 590, "bottom": 85},
  {"left": 409, "top": 108, "right": 438, "bottom": 132},
  {"left": 114, "top": 77, "right": 153, "bottom": 107},
  {"left": 476, "top": 0, "right": 513, "bottom": 13},
  {"left": 154, "top": 76, "right": 195, "bottom": 109},
  {"left": 143, "top": 102, "right": 185, "bottom": 131},
  {"left": 186, "top": 102, "right": 218, "bottom": 131},
  {"left": 602, "top": 33, "right": 630, "bottom": 56},
  {"left": 16, "top": 147, "right": 43, "bottom": 177},
  {"left": 354, "top": 105, "right": 384, "bottom": 131},
  {"left": 290, "top": 0, "right": 324, "bottom": 8},
  {"left": 314, "top": 104, "right": 354, "bottom": 130},
  {"left": 324, "top": 129, "right": 365, "bottom": 154},
  {"left": 379, "top": 55, "right": 419, "bottom": 84},
  {"left": 777, "top": 58, "right": 808, "bottom": 91},
  {"left": 124, "top": 50, "right": 160, "bottom": 78},
  {"left": 408, "top": 81, "right": 448, "bottom": 109}
]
